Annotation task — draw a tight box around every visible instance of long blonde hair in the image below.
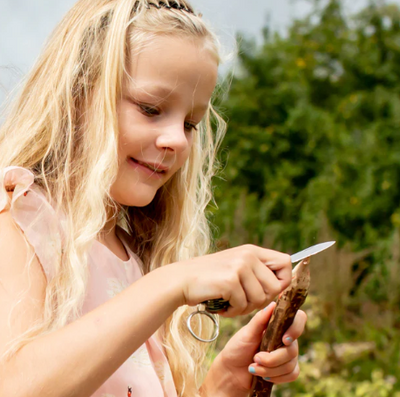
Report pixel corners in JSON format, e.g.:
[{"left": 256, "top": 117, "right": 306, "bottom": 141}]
[{"left": 0, "top": 1, "right": 227, "bottom": 395}]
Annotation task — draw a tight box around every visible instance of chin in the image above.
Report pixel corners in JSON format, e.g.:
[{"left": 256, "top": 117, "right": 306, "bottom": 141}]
[{"left": 111, "top": 189, "right": 157, "bottom": 207}]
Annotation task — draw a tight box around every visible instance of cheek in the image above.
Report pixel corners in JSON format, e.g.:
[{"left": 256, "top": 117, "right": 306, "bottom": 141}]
[
  {"left": 177, "top": 142, "right": 193, "bottom": 168},
  {"left": 118, "top": 133, "right": 131, "bottom": 155},
  {"left": 160, "top": 146, "right": 192, "bottom": 186},
  {"left": 117, "top": 112, "right": 130, "bottom": 152},
  {"left": 116, "top": 104, "right": 141, "bottom": 148}
]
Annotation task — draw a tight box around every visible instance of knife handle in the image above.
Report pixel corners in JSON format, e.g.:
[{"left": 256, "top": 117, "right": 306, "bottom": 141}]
[{"left": 202, "top": 298, "right": 230, "bottom": 313}]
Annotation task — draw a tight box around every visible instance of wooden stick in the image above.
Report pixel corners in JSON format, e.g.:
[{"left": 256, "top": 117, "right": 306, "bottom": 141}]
[{"left": 250, "top": 257, "right": 311, "bottom": 397}]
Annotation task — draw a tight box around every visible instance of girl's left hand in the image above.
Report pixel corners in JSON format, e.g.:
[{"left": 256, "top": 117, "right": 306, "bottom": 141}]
[{"left": 204, "top": 302, "right": 307, "bottom": 396}]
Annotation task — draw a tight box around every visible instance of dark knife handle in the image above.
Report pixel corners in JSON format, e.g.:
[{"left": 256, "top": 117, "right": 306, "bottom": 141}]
[{"left": 202, "top": 298, "right": 230, "bottom": 313}]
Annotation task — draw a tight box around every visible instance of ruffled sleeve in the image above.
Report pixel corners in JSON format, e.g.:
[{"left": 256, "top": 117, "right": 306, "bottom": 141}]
[{"left": 0, "top": 166, "right": 63, "bottom": 283}]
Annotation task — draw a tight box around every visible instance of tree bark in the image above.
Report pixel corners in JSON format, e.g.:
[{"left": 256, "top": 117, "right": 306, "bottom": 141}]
[{"left": 250, "top": 257, "right": 311, "bottom": 397}]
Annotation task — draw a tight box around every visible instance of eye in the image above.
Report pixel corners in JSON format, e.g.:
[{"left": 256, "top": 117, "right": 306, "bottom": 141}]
[
  {"left": 138, "top": 103, "right": 160, "bottom": 117},
  {"left": 184, "top": 121, "right": 198, "bottom": 132}
]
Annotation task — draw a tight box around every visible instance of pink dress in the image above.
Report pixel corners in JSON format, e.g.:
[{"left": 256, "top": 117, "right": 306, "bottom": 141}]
[{"left": 0, "top": 166, "right": 178, "bottom": 397}]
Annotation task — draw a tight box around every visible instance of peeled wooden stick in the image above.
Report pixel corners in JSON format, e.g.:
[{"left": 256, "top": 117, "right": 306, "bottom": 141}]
[{"left": 250, "top": 257, "right": 311, "bottom": 397}]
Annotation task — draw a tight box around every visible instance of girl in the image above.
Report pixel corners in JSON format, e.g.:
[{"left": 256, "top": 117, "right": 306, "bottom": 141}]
[{"left": 0, "top": 1, "right": 307, "bottom": 396}]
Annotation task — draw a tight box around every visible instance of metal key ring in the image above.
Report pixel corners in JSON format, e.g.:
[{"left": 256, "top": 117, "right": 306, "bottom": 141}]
[{"left": 187, "top": 305, "right": 219, "bottom": 343}]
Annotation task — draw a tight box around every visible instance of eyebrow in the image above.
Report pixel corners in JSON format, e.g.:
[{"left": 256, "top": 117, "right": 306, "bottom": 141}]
[
  {"left": 131, "top": 84, "right": 177, "bottom": 100},
  {"left": 128, "top": 84, "right": 210, "bottom": 113}
]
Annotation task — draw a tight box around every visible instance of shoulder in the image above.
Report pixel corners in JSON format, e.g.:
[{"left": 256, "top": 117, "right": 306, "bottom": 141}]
[
  {"left": 0, "top": 206, "right": 47, "bottom": 291},
  {"left": 0, "top": 167, "right": 37, "bottom": 275},
  {"left": 0, "top": 166, "right": 62, "bottom": 283},
  {"left": 0, "top": 166, "right": 35, "bottom": 213},
  {"left": 0, "top": 204, "right": 47, "bottom": 359}
]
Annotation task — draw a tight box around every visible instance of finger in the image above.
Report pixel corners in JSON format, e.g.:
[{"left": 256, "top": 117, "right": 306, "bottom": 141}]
[
  {"left": 235, "top": 302, "right": 276, "bottom": 344},
  {"left": 248, "top": 246, "right": 292, "bottom": 291},
  {"left": 239, "top": 270, "right": 269, "bottom": 313},
  {"left": 262, "top": 363, "right": 300, "bottom": 385},
  {"left": 282, "top": 310, "right": 307, "bottom": 346},
  {"left": 249, "top": 357, "right": 298, "bottom": 379},
  {"left": 220, "top": 282, "right": 248, "bottom": 317},
  {"left": 252, "top": 261, "right": 282, "bottom": 303},
  {"left": 263, "top": 251, "right": 292, "bottom": 291},
  {"left": 253, "top": 340, "right": 298, "bottom": 368}
]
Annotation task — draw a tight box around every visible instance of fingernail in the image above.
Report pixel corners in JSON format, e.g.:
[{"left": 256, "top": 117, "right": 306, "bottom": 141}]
[
  {"left": 263, "top": 377, "right": 271, "bottom": 381},
  {"left": 248, "top": 366, "right": 256, "bottom": 374},
  {"left": 254, "top": 356, "right": 262, "bottom": 364},
  {"left": 264, "top": 302, "right": 274, "bottom": 311},
  {"left": 285, "top": 336, "right": 293, "bottom": 344}
]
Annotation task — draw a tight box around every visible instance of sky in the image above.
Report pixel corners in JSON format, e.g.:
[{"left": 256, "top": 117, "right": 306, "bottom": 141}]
[{"left": 0, "top": 0, "right": 398, "bottom": 104}]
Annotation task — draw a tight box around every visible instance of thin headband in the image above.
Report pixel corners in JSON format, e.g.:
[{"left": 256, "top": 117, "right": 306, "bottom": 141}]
[{"left": 147, "top": 1, "right": 195, "bottom": 15}]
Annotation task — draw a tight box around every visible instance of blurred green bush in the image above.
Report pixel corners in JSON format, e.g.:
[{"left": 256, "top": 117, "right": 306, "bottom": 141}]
[{"left": 210, "top": 0, "right": 400, "bottom": 394}]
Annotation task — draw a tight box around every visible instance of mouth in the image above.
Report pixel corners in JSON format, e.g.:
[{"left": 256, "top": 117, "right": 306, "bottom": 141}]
[{"left": 128, "top": 157, "right": 169, "bottom": 174}]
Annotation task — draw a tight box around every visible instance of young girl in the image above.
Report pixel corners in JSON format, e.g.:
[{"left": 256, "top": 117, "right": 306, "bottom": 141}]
[{"left": 0, "top": 1, "right": 307, "bottom": 396}]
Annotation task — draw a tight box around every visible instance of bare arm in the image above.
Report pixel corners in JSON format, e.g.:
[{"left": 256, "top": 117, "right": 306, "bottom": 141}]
[
  {"left": 0, "top": 199, "right": 294, "bottom": 397},
  {"left": 0, "top": 209, "right": 183, "bottom": 397}
]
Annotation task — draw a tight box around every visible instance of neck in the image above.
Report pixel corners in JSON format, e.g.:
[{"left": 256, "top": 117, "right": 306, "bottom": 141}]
[
  {"left": 97, "top": 216, "right": 130, "bottom": 262},
  {"left": 99, "top": 205, "right": 120, "bottom": 242}
]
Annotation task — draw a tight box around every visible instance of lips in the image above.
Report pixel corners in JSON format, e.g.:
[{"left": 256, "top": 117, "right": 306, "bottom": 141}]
[{"left": 129, "top": 157, "right": 169, "bottom": 174}]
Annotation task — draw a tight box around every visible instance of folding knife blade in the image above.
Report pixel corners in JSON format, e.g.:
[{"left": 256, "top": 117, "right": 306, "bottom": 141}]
[{"left": 290, "top": 241, "right": 336, "bottom": 264}]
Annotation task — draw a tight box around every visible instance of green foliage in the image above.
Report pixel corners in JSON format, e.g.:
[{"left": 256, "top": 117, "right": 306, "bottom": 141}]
[
  {"left": 276, "top": 369, "right": 399, "bottom": 397},
  {"left": 211, "top": 0, "right": 400, "bottom": 394},
  {"left": 214, "top": 0, "right": 400, "bottom": 252}
]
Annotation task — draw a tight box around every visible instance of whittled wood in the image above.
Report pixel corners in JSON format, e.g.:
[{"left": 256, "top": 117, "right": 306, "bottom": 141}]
[{"left": 250, "top": 257, "right": 311, "bottom": 397}]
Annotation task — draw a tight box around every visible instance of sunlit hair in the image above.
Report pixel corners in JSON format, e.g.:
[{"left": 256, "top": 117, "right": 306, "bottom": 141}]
[{"left": 0, "top": 0, "right": 227, "bottom": 395}]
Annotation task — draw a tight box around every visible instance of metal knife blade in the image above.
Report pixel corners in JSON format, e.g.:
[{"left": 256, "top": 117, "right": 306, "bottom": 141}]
[{"left": 290, "top": 241, "right": 336, "bottom": 264}]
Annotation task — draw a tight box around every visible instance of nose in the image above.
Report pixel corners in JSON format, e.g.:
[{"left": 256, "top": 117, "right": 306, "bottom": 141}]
[{"left": 155, "top": 122, "right": 190, "bottom": 153}]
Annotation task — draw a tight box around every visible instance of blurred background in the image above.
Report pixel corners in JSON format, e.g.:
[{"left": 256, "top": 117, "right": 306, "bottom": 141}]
[
  {"left": 210, "top": 1, "right": 400, "bottom": 396},
  {"left": 1, "top": 0, "right": 400, "bottom": 395}
]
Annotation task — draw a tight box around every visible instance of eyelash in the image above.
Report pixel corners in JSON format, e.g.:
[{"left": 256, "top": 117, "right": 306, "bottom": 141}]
[
  {"left": 184, "top": 121, "right": 198, "bottom": 132},
  {"left": 139, "top": 104, "right": 160, "bottom": 117},
  {"left": 137, "top": 103, "right": 198, "bottom": 132}
]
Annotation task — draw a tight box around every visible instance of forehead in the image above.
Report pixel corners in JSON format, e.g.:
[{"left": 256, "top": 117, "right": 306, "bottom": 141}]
[{"left": 124, "top": 35, "right": 218, "bottom": 105}]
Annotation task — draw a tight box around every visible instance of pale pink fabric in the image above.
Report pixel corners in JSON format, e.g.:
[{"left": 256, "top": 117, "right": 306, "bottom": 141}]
[{"left": 0, "top": 166, "right": 178, "bottom": 397}]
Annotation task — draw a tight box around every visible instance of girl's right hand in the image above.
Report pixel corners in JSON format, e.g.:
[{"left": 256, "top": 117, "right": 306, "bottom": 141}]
[{"left": 172, "top": 245, "right": 292, "bottom": 317}]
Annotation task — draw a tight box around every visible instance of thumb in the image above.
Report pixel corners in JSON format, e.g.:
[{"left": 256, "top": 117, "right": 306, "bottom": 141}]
[{"left": 238, "top": 302, "right": 276, "bottom": 345}]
